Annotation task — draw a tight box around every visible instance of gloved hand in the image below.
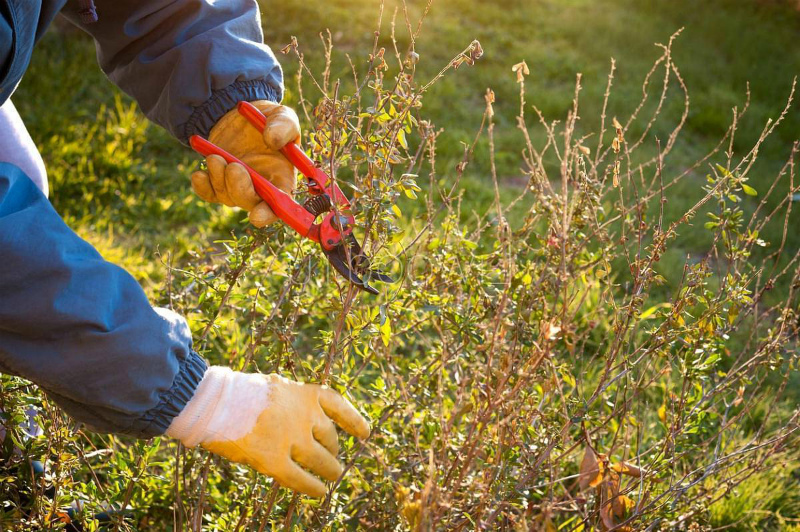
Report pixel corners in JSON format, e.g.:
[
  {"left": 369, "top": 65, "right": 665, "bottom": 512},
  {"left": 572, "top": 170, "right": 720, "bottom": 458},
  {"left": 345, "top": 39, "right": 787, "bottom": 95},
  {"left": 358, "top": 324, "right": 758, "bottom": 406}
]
[
  {"left": 166, "top": 367, "right": 370, "bottom": 498},
  {"left": 191, "top": 101, "right": 300, "bottom": 227}
]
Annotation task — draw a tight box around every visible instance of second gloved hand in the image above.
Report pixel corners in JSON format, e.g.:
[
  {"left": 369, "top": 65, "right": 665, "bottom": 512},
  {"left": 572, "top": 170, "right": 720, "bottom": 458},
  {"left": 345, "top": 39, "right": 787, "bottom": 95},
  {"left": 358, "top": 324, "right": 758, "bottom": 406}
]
[
  {"left": 191, "top": 101, "right": 300, "bottom": 227},
  {"left": 166, "top": 367, "right": 370, "bottom": 498}
]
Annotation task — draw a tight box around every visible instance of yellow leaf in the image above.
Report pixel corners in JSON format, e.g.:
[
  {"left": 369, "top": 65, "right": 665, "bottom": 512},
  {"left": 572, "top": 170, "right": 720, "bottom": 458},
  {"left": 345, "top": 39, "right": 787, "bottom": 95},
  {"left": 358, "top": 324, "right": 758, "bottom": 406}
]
[
  {"left": 612, "top": 494, "right": 636, "bottom": 519},
  {"left": 728, "top": 303, "right": 740, "bottom": 325},
  {"left": 380, "top": 315, "right": 392, "bottom": 347},
  {"left": 638, "top": 302, "right": 672, "bottom": 320},
  {"left": 397, "top": 129, "right": 408, "bottom": 150},
  {"left": 658, "top": 404, "right": 667, "bottom": 424}
]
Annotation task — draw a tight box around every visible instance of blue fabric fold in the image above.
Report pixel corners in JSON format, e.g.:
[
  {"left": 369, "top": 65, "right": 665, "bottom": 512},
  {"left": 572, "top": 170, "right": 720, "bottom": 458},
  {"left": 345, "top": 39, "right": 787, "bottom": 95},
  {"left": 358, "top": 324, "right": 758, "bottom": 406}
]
[{"left": 0, "top": 164, "right": 207, "bottom": 437}]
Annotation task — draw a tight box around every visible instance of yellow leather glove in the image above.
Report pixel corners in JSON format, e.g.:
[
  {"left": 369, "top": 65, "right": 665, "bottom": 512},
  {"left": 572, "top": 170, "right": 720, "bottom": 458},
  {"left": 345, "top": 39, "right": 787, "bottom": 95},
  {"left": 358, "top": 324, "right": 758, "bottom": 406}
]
[
  {"left": 166, "top": 367, "right": 370, "bottom": 498},
  {"left": 191, "top": 101, "right": 300, "bottom": 227}
]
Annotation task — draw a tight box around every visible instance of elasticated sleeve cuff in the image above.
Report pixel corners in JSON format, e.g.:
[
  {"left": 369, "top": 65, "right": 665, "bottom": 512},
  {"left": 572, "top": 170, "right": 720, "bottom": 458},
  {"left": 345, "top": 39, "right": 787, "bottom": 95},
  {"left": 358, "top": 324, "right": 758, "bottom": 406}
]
[
  {"left": 181, "top": 80, "right": 281, "bottom": 145},
  {"left": 135, "top": 351, "right": 209, "bottom": 438}
]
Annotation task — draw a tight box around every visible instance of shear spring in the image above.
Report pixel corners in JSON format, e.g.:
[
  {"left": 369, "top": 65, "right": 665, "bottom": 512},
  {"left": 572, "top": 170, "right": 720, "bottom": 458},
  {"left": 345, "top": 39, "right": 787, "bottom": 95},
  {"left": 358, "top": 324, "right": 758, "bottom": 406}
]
[{"left": 303, "top": 194, "right": 332, "bottom": 217}]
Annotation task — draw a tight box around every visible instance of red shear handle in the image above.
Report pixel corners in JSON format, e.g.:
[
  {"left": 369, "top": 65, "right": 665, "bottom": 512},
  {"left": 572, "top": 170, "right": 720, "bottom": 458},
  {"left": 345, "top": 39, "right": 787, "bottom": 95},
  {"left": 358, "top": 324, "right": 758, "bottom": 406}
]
[
  {"left": 237, "top": 101, "right": 350, "bottom": 209},
  {"left": 189, "top": 135, "right": 320, "bottom": 242}
]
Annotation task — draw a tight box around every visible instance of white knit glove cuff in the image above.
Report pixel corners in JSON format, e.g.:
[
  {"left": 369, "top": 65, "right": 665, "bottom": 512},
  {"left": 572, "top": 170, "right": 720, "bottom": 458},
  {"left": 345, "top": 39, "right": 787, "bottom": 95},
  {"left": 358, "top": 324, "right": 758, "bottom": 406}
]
[
  {"left": 166, "top": 366, "right": 273, "bottom": 448},
  {"left": 166, "top": 366, "right": 231, "bottom": 447}
]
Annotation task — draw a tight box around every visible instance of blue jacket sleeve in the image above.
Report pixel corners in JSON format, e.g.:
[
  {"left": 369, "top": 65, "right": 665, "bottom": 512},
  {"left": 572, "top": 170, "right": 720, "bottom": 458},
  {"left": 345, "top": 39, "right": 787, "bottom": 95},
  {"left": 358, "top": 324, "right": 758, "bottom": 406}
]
[
  {"left": 0, "top": 163, "right": 207, "bottom": 438},
  {"left": 60, "top": 0, "right": 283, "bottom": 145}
]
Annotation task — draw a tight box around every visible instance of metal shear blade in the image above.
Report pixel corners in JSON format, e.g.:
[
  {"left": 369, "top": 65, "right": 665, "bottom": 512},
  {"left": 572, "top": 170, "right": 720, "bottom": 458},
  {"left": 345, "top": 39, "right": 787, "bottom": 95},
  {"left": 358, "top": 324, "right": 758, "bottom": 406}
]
[{"left": 322, "top": 237, "right": 393, "bottom": 294}]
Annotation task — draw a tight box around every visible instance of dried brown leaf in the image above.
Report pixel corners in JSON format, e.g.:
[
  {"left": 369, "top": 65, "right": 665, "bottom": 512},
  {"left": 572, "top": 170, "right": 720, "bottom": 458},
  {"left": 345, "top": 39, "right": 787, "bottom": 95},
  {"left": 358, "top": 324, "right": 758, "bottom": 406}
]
[
  {"left": 612, "top": 494, "right": 636, "bottom": 519},
  {"left": 733, "top": 385, "right": 745, "bottom": 407},
  {"left": 512, "top": 61, "right": 530, "bottom": 83},
  {"left": 600, "top": 503, "right": 616, "bottom": 531},
  {"left": 469, "top": 40, "right": 484, "bottom": 63},
  {"left": 579, "top": 447, "right": 604, "bottom": 490},
  {"left": 485, "top": 89, "right": 495, "bottom": 118},
  {"left": 611, "top": 462, "right": 643, "bottom": 478}
]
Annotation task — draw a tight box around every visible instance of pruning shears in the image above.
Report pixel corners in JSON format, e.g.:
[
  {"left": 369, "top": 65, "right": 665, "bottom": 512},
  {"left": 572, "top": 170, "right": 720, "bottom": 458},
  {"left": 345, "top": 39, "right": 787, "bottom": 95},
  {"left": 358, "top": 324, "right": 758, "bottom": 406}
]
[{"left": 189, "top": 101, "right": 392, "bottom": 294}]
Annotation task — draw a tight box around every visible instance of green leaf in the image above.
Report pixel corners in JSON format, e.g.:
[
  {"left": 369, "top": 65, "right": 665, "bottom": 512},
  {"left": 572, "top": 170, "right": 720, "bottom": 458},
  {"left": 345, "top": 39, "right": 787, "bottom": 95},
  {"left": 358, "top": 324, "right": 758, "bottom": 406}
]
[
  {"left": 397, "top": 129, "right": 408, "bottom": 150},
  {"left": 403, "top": 187, "right": 418, "bottom": 199},
  {"left": 741, "top": 183, "right": 757, "bottom": 196}
]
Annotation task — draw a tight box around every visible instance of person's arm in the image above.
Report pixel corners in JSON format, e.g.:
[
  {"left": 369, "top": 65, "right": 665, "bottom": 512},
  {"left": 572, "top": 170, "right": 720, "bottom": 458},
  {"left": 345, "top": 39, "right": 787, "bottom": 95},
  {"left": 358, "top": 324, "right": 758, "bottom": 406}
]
[
  {"left": 0, "top": 164, "right": 206, "bottom": 437},
  {"left": 59, "top": 0, "right": 296, "bottom": 227},
  {"left": 60, "top": 0, "right": 283, "bottom": 145}
]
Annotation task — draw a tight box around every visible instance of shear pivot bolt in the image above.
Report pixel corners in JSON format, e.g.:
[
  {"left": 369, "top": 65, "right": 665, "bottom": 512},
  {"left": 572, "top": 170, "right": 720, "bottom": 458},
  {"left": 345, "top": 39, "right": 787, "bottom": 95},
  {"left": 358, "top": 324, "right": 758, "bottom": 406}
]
[{"left": 331, "top": 215, "right": 350, "bottom": 231}]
